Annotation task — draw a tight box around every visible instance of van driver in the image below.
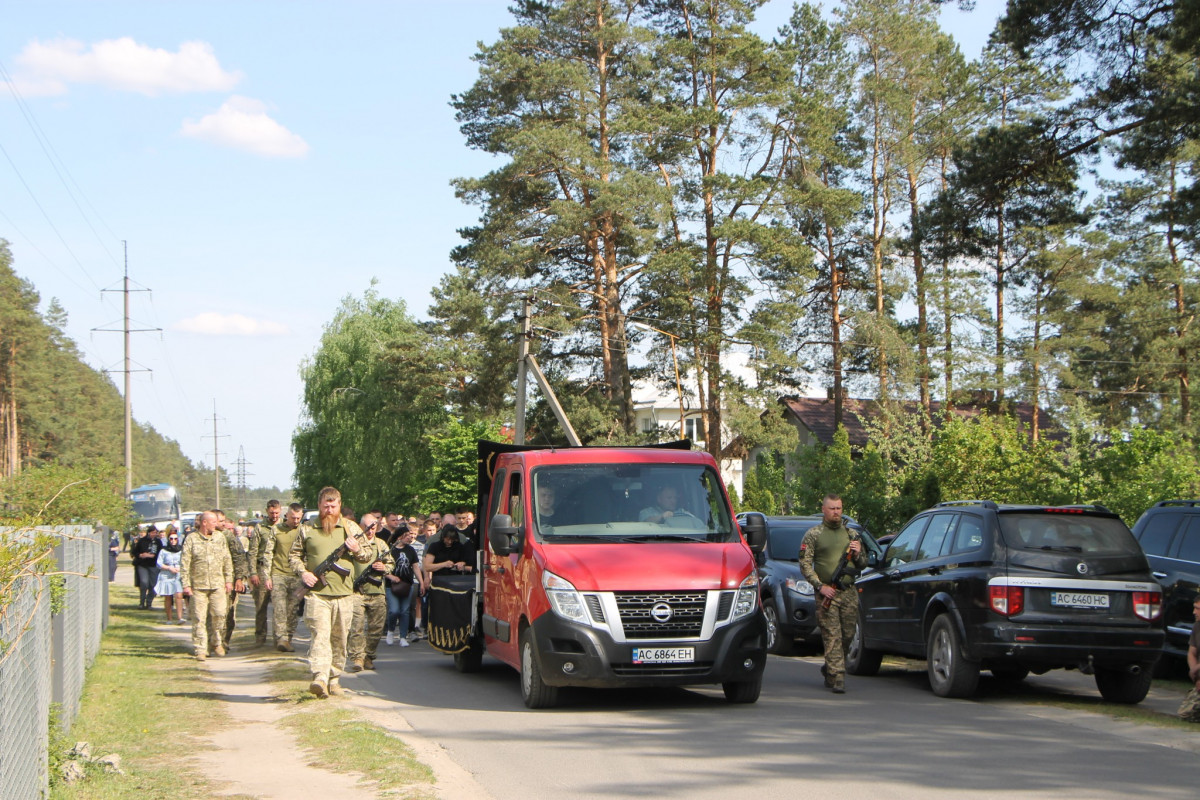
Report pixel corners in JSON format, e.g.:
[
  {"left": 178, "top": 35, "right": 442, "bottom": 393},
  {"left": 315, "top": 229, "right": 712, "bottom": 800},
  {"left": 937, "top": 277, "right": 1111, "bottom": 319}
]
[{"left": 640, "top": 485, "right": 696, "bottom": 524}]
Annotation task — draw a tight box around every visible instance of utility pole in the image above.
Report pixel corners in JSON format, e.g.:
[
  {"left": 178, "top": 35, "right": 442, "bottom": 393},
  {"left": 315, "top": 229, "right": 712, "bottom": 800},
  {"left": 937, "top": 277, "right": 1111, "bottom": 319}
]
[
  {"left": 514, "top": 297, "right": 531, "bottom": 445},
  {"left": 95, "top": 242, "right": 159, "bottom": 496},
  {"left": 512, "top": 296, "right": 580, "bottom": 446},
  {"left": 234, "top": 445, "right": 252, "bottom": 513},
  {"left": 205, "top": 400, "right": 229, "bottom": 508}
]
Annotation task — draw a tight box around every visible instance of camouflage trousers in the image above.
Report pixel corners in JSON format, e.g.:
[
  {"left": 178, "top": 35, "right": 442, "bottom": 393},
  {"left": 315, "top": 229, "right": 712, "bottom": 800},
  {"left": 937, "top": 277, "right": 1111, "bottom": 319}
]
[
  {"left": 304, "top": 593, "right": 355, "bottom": 684},
  {"left": 347, "top": 593, "right": 387, "bottom": 664},
  {"left": 189, "top": 589, "right": 228, "bottom": 656},
  {"left": 210, "top": 590, "right": 241, "bottom": 649},
  {"left": 252, "top": 582, "right": 271, "bottom": 640},
  {"left": 271, "top": 574, "right": 302, "bottom": 644},
  {"left": 1180, "top": 687, "right": 1200, "bottom": 722},
  {"left": 817, "top": 587, "right": 858, "bottom": 688}
]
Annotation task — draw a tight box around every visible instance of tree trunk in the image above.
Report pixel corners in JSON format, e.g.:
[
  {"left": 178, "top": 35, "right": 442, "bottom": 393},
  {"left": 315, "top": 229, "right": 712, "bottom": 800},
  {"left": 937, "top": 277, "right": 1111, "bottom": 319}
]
[
  {"left": 994, "top": 207, "right": 1006, "bottom": 402},
  {"left": 908, "top": 164, "right": 930, "bottom": 432},
  {"left": 1167, "top": 163, "right": 1190, "bottom": 427}
]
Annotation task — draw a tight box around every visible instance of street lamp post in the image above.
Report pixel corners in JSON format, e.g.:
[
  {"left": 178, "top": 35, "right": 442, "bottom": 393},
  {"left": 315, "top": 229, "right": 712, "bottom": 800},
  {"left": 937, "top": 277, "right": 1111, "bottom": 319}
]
[{"left": 630, "top": 321, "right": 686, "bottom": 441}]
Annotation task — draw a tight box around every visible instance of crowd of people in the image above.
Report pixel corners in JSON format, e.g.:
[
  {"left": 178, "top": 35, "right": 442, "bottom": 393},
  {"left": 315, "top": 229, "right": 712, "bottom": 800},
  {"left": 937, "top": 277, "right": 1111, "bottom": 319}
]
[{"left": 116, "top": 492, "right": 481, "bottom": 697}]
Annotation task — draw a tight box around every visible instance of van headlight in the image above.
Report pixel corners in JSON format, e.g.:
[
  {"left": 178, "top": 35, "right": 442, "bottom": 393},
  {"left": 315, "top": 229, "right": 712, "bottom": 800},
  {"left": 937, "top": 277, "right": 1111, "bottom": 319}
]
[
  {"left": 732, "top": 572, "right": 759, "bottom": 621},
  {"left": 543, "top": 570, "right": 588, "bottom": 623}
]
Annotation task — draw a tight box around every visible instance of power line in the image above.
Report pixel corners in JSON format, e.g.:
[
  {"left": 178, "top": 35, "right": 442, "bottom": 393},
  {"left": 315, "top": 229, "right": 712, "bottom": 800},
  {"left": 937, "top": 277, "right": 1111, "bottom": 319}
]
[
  {"left": 0, "top": 137, "right": 102, "bottom": 292},
  {"left": 0, "top": 57, "right": 122, "bottom": 269}
]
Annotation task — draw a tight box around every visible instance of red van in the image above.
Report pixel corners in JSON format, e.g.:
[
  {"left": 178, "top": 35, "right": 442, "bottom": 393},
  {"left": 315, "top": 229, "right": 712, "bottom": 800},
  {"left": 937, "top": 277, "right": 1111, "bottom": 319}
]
[{"left": 428, "top": 440, "right": 768, "bottom": 708}]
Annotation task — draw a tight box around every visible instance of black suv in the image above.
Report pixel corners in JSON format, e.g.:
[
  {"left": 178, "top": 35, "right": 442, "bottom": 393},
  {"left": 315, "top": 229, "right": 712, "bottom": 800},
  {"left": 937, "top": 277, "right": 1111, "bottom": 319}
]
[
  {"left": 1130, "top": 500, "right": 1200, "bottom": 661},
  {"left": 738, "top": 513, "right": 883, "bottom": 654},
  {"left": 849, "top": 501, "right": 1165, "bottom": 702}
]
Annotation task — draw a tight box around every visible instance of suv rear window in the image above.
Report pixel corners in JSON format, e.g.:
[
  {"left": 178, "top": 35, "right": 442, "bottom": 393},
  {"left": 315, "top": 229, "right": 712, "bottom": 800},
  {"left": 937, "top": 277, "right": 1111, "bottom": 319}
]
[{"left": 998, "top": 513, "right": 1141, "bottom": 555}]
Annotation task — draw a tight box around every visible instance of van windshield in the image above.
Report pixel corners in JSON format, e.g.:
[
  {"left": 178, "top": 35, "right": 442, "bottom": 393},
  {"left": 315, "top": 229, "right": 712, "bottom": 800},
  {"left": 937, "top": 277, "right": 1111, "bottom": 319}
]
[{"left": 530, "top": 463, "right": 736, "bottom": 543}]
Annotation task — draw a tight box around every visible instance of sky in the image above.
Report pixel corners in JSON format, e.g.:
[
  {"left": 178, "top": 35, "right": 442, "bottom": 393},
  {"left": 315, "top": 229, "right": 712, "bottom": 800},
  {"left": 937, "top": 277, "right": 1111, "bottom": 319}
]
[{"left": 1, "top": 1, "right": 1003, "bottom": 495}]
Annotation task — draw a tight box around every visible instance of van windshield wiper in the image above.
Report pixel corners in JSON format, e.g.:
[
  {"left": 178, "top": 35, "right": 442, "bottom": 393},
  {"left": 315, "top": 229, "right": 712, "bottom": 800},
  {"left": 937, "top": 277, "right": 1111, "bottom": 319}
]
[
  {"left": 1036, "top": 545, "right": 1083, "bottom": 552},
  {"left": 619, "top": 534, "right": 707, "bottom": 543}
]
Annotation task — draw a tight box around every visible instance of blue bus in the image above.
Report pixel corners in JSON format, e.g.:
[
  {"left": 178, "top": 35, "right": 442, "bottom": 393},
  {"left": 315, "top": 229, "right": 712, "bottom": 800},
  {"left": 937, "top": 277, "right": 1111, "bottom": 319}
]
[{"left": 129, "top": 483, "right": 182, "bottom": 528}]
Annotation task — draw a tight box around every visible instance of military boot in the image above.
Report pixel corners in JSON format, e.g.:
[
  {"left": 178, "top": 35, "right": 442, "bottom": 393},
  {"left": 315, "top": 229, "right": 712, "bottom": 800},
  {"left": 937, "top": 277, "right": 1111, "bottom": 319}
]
[
  {"left": 327, "top": 679, "right": 344, "bottom": 696},
  {"left": 309, "top": 678, "right": 328, "bottom": 699}
]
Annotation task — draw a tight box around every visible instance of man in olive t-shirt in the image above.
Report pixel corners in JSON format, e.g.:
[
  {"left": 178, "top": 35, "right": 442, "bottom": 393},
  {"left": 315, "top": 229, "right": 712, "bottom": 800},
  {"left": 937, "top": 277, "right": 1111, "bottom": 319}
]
[
  {"left": 289, "top": 487, "right": 371, "bottom": 698},
  {"left": 799, "top": 494, "right": 866, "bottom": 694}
]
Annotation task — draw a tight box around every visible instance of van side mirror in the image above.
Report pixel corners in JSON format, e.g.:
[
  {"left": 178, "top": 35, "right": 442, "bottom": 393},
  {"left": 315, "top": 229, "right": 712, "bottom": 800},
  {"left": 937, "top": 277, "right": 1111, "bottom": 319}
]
[
  {"left": 741, "top": 513, "right": 767, "bottom": 554},
  {"left": 489, "top": 513, "right": 521, "bottom": 556}
]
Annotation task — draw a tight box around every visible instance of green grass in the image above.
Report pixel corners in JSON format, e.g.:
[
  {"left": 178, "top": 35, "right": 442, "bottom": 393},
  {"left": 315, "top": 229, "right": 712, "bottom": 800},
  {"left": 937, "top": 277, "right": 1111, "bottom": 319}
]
[
  {"left": 264, "top": 657, "right": 321, "bottom": 703},
  {"left": 50, "top": 584, "right": 246, "bottom": 800},
  {"left": 280, "top": 707, "right": 436, "bottom": 799},
  {"left": 52, "top": 584, "right": 440, "bottom": 798}
]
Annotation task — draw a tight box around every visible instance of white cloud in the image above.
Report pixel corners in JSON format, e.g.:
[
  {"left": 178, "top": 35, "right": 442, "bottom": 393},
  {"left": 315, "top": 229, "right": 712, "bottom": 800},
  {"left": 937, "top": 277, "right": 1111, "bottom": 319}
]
[
  {"left": 180, "top": 96, "right": 309, "bottom": 158},
  {"left": 174, "top": 312, "right": 289, "bottom": 337},
  {"left": 13, "top": 37, "right": 241, "bottom": 97}
]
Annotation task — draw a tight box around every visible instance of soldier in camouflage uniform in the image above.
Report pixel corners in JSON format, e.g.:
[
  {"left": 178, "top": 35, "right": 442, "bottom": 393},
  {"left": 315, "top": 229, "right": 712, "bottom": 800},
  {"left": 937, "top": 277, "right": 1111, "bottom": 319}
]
[
  {"left": 210, "top": 510, "right": 251, "bottom": 651},
  {"left": 799, "top": 494, "right": 867, "bottom": 694},
  {"left": 259, "top": 502, "right": 307, "bottom": 651},
  {"left": 289, "top": 487, "right": 371, "bottom": 698},
  {"left": 346, "top": 513, "right": 394, "bottom": 672},
  {"left": 1178, "top": 597, "right": 1200, "bottom": 722},
  {"left": 180, "top": 511, "right": 234, "bottom": 660},
  {"left": 247, "top": 500, "right": 282, "bottom": 646}
]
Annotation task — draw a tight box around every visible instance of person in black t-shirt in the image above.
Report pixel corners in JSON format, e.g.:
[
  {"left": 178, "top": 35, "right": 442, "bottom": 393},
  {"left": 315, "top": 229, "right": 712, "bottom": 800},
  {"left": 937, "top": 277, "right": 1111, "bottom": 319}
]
[
  {"left": 423, "top": 526, "right": 474, "bottom": 575},
  {"left": 131, "top": 526, "right": 164, "bottom": 609},
  {"left": 384, "top": 526, "right": 423, "bottom": 646}
]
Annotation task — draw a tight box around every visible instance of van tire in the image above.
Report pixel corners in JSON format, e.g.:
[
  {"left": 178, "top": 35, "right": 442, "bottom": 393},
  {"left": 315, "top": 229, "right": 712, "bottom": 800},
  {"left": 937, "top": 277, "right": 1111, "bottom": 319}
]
[
  {"left": 520, "top": 628, "right": 559, "bottom": 709},
  {"left": 454, "top": 638, "right": 484, "bottom": 673},
  {"left": 1094, "top": 665, "right": 1153, "bottom": 704},
  {"left": 722, "top": 674, "right": 762, "bottom": 703},
  {"left": 926, "top": 614, "right": 979, "bottom": 698}
]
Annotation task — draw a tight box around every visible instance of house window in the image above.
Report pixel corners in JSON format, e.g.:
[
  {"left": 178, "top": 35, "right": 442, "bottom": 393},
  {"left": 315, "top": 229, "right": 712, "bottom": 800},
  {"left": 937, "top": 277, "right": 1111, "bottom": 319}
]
[{"left": 684, "top": 417, "right": 704, "bottom": 444}]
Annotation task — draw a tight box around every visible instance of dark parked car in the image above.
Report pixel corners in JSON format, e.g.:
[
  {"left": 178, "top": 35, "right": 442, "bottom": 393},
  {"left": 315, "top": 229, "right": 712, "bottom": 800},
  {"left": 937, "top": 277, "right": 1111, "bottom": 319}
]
[
  {"left": 1130, "top": 500, "right": 1200, "bottom": 661},
  {"left": 849, "top": 501, "right": 1165, "bottom": 703},
  {"left": 738, "top": 513, "right": 883, "bottom": 654}
]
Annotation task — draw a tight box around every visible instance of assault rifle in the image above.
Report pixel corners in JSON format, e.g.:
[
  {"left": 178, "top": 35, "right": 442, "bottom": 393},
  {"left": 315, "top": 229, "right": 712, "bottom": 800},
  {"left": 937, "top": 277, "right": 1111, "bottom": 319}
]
[
  {"left": 294, "top": 530, "right": 364, "bottom": 601},
  {"left": 353, "top": 567, "right": 384, "bottom": 593},
  {"left": 821, "top": 530, "right": 861, "bottom": 610}
]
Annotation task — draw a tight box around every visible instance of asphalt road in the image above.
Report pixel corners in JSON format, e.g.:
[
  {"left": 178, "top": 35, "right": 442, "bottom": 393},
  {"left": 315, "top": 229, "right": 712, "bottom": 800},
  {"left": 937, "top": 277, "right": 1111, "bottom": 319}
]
[{"left": 345, "top": 642, "right": 1200, "bottom": 800}]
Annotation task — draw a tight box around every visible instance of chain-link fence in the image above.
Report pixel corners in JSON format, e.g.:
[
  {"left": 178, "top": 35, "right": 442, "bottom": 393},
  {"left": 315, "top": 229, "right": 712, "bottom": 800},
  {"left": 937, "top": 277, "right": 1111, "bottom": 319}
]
[{"left": 0, "top": 525, "right": 108, "bottom": 800}]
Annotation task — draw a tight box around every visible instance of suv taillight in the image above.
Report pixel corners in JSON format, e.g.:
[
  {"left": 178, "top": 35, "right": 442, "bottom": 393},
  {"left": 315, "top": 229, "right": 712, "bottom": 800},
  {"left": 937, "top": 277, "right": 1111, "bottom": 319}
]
[
  {"left": 989, "top": 585, "right": 1024, "bottom": 617},
  {"left": 1132, "top": 591, "right": 1162, "bottom": 620}
]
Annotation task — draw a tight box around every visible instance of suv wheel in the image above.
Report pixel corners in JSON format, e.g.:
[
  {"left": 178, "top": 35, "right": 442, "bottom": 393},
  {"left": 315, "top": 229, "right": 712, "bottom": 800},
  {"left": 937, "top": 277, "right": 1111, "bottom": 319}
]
[
  {"left": 763, "top": 604, "right": 792, "bottom": 655},
  {"left": 927, "top": 615, "right": 979, "bottom": 698},
  {"left": 1094, "top": 665, "right": 1153, "bottom": 704},
  {"left": 846, "top": 614, "right": 882, "bottom": 676}
]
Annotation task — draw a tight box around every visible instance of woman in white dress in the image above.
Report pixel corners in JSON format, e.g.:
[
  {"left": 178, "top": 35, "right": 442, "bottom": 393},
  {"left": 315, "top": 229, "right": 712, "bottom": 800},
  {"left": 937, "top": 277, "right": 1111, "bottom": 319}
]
[{"left": 155, "top": 529, "right": 185, "bottom": 624}]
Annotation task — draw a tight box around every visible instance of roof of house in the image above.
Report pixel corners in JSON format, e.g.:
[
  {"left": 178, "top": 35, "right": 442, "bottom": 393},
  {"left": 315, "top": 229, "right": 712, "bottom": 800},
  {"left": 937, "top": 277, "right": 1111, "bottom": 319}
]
[{"left": 780, "top": 395, "right": 1058, "bottom": 449}]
